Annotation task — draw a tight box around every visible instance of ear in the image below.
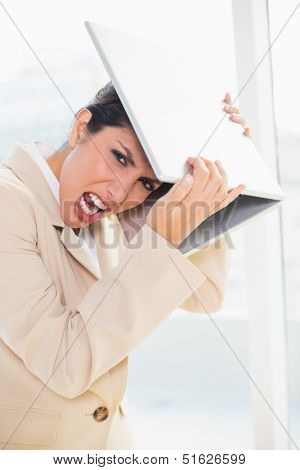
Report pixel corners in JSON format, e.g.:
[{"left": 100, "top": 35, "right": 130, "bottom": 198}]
[{"left": 69, "top": 108, "right": 93, "bottom": 148}]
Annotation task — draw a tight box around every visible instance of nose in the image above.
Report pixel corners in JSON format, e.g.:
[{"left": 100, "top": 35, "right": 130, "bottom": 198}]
[{"left": 107, "top": 179, "right": 129, "bottom": 206}]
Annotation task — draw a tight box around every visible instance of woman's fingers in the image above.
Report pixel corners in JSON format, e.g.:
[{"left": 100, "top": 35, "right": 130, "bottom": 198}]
[
  {"left": 147, "top": 151, "right": 246, "bottom": 248},
  {"left": 188, "top": 156, "right": 223, "bottom": 196},
  {"left": 244, "top": 127, "right": 251, "bottom": 138},
  {"left": 229, "top": 113, "right": 246, "bottom": 128},
  {"left": 223, "top": 96, "right": 252, "bottom": 138},
  {"left": 223, "top": 184, "right": 246, "bottom": 207},
  {"left": 224, "top": 92, "right": 232, "bottom": 105},
  {"left": 230, "top": 113, "right": 252, "bottom": 136},
  {"left": 214, "top": 183, "right": 245, "bottom": 213},
  {"left": 200, "top": 158, "right": 223, "bottom": 193},
  {"left": 207, "top": 160, "right": 228, "bottom": 208},
  {"left": 165, "top": 171, "right": 194, "bottom": 205},
  {"left": 186, "top": 155, "right": 245, "bottom": 213},
  {"left": 224, "top": 105, "right": 239, "bottom": 114},
  {"left": 195, "top": 157, "right": 226, "bottom": 206},
  {"left": 215, "top": 159, "right": 228, "bottom": 192},
  {"left": 188, "top": 156, "right": 227, "bottom": 196},
  {"left": 187, "top": 156, "right": 210, "bottom": 191}
]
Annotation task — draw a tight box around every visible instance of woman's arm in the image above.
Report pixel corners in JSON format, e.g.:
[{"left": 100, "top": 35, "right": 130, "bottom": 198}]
[
  {"left": 0, "top": 182, "right": 207, "bottom": 399},
  {"left": 179, "top": 237, "right": 229, "bottom": 313}
]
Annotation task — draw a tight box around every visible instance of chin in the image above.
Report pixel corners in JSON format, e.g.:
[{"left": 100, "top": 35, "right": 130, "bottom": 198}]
[{"left": 60, "top": 205, "right": 82, "bottom": 229}]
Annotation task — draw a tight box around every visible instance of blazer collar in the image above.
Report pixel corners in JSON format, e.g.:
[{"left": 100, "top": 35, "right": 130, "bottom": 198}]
[
  {"left": 2, "top": 143, "right": 64, "bottom": 227},
  {"left": 1, "top": 143, "right": 127, "bottom": 279}
]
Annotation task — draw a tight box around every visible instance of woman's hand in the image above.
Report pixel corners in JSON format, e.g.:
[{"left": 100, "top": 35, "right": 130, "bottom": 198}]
[
  {"left": 145, "top": 92, "right": 249, "bottom": 248},
  {"left": 146, "top": 157, "right": 245, "bottom": 248},
  {"left": 223, "top": 92, "right": 251, "bottom": 137}
]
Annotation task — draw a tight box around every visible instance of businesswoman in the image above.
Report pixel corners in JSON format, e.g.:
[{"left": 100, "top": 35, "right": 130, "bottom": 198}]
[{"left": 0, "top": 81, "right": 250, "bottom": 450}]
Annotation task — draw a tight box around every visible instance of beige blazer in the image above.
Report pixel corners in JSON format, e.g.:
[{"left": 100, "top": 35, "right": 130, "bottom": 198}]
[{"left": 0, "top": 143, "right": 229, "bottom": 450}]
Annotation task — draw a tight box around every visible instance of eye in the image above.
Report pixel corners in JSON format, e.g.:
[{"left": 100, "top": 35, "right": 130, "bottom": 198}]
[
  {"left": 139, "top": 178, "right": 154, "bottom": 192},
  {"left": 112, "top": 149, "right": 155, "bottom": 192},
  {"left": 112, "top": 150, "right": 127, "bottom": 166}
]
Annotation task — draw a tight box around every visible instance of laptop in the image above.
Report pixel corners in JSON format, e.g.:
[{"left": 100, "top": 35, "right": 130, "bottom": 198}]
[{"left": 84, "top": 21, "right": 285, "bottom": 255}]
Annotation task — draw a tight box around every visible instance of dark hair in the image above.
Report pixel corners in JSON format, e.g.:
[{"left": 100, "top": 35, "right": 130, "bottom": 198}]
[{"left": 79, "top": 81, "right": 133, "bottom": 135}]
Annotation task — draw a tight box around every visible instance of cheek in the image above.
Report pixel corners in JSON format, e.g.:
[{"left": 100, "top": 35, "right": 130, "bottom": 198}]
[
  {"left": 119, "top": 188, "right": 148, "bottom": 212},
  {"left": 63, "top": 155, "right": 105, "bottom": 195},
  {"left": 75, "top": 156, "right": 102, "bottom": 184}
]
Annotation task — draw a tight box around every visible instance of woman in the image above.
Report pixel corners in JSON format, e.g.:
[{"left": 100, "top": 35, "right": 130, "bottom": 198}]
[{"left": 0, "top": 81, "right": 250, "bottom": 450}]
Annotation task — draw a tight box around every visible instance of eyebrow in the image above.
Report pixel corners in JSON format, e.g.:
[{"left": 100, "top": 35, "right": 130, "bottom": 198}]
[{"left": 116, "top": 139, "right": 162, "bottom": 186}]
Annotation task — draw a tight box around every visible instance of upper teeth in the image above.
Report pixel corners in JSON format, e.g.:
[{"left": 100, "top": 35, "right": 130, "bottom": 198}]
[
  {"left": 79, "top": 193, "right": 108, "bottom": 217},
  {"left": 80, "top": 196, "right": 98, "bottom": 215},
  {"left": 89, "top": 193, "right": 108, "bottom": 210}
]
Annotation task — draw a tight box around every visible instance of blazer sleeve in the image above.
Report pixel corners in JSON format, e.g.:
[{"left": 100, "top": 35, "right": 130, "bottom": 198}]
[
  {"left": 0, "top": 183, "right": 207, "bottom": 399},
  {"left": 178, "top": 237, "right": 230, "bottom": 313}
]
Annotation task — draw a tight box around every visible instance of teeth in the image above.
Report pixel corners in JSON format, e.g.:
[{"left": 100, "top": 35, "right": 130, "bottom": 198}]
[
  {"left": 80, "top": 195, "right": 99, "bottom": 216},
  {"left": 89, "top": 192, "right": 108, "bottom": 210}
]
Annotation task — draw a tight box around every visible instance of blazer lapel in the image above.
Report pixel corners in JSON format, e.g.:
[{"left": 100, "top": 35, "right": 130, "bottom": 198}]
[
  {"left": 92, "top": 214, "right": 128, "bottom": 276},
  {"left": 59, "top": 225, "right": 102, "bottom": 279}
]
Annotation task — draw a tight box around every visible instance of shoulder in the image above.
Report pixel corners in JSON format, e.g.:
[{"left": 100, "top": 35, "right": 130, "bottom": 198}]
[
  {"left": 0, "top": 165, "right": 37, "bottom": 210},
  {"left": 0, "top": 167, "right": 38, "bottom": 240}
]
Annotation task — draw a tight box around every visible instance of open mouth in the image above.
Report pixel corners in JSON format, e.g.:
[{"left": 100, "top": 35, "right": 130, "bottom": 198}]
[{"left": 75, "top": 192, "right": 111, "bottom": 223}]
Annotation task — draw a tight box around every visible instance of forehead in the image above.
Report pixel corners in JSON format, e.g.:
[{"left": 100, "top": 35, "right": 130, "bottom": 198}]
[{"left": 105, "top": 125, "right": 151, "bottom": 167}]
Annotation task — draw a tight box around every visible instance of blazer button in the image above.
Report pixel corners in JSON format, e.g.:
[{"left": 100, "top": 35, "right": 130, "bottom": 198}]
[{"left": 93, "top": 406, "right": 109, "bottom": 422}]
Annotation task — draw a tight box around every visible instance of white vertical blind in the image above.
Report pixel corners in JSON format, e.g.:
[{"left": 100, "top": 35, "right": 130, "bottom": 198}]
[{"left": 232, "top": 0, "right": 289, "bottom": 450}]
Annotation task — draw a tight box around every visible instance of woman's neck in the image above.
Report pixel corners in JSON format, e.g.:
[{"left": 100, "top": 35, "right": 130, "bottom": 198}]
[
  {"left": 45, "top": 141, "right": 71, "bottom": 182},
  {"left": 46, "top": 142, "right": 80, "bottom": 235}
]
